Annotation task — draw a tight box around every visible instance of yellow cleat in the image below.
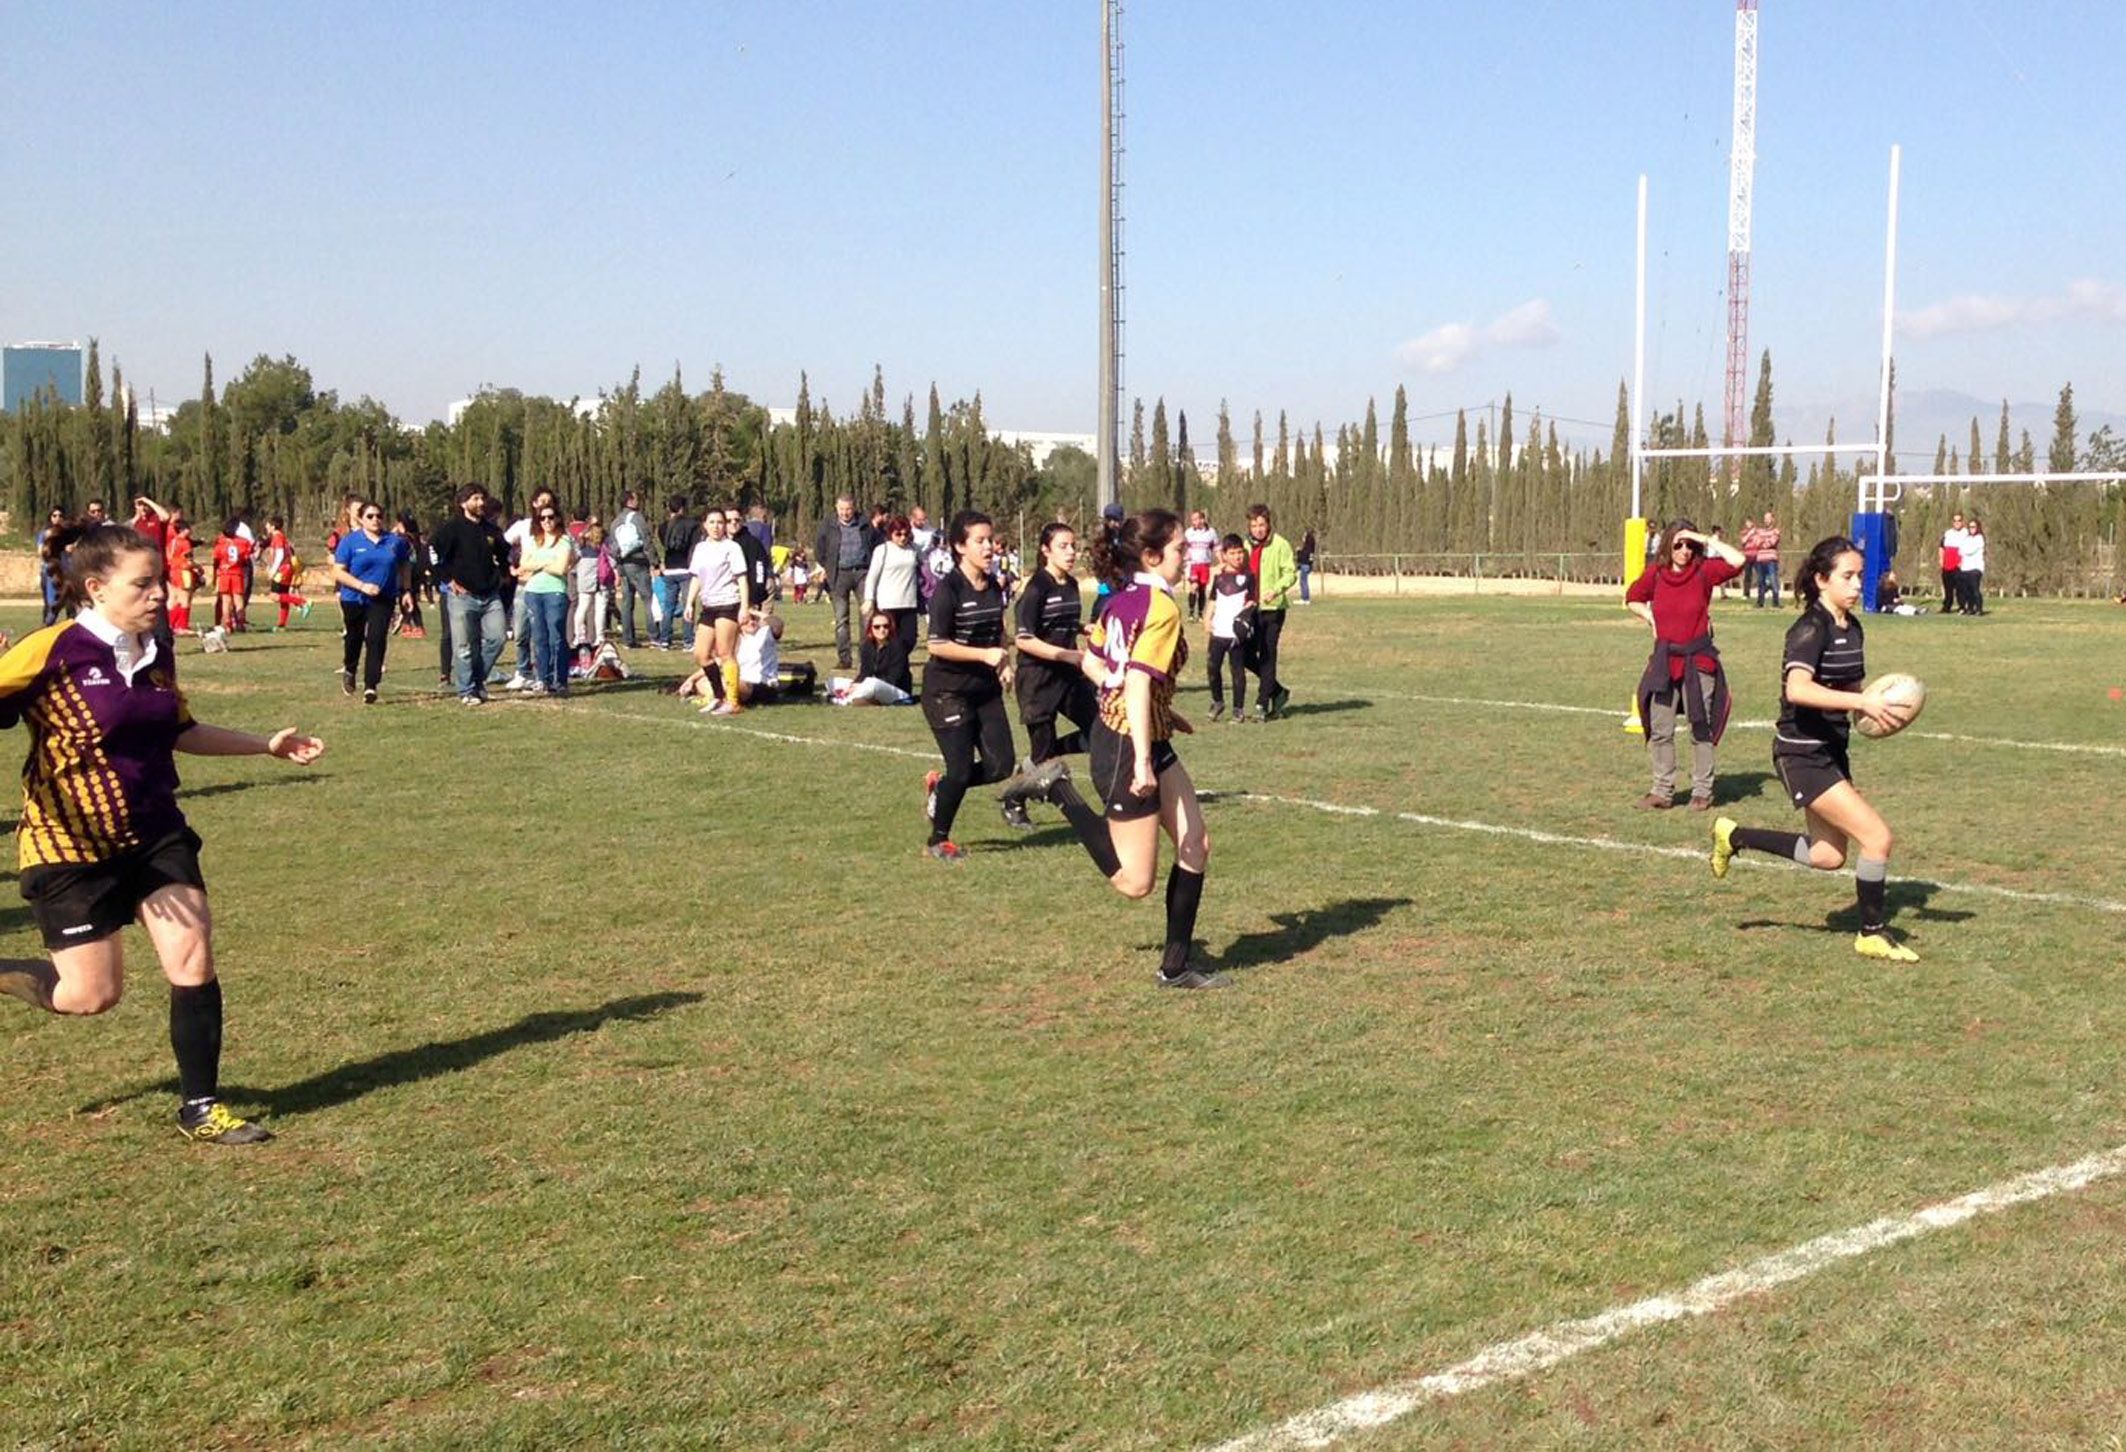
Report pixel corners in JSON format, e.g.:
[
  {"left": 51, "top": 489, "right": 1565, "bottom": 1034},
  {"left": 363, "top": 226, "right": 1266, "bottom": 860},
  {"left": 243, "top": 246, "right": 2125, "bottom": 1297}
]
[
  {"left": 1711, "top": 817, "right": 1738, "bottom": 880},
  {"left": 176, "top": 1101, "right": 274, "bottom": 1145},
  {"left": 1854, "top": 932, "right": 1920, "bottom": 963}
]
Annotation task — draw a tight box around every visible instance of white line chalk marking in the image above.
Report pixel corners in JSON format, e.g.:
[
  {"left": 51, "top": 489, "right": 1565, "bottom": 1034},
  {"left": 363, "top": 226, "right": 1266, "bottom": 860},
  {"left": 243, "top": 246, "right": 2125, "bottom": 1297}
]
[
  {"left": 1203, "top": 1138, "right": 2126, "bottom": 1451},
  {"left": 600, "top": 710, "right": 2126, "bottom": 917},
  {"left": 1347, "top": 687, "right": 2126, "bottom": 758}
]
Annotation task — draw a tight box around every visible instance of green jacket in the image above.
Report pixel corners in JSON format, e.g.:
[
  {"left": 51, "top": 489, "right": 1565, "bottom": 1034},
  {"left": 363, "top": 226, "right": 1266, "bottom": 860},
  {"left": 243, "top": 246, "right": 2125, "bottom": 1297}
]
[{"left": 1255, "top": 532, "right": 1299, "bottom": 612}]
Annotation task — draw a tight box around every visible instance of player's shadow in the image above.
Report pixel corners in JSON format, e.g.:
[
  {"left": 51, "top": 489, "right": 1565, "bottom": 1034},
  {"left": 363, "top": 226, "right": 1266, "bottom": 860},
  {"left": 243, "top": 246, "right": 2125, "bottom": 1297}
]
[
  {"left": 178, "top": 771, "right": 327, "bottom": 802},
  {"left": 1711, "top": 770, "right": 1776, "bottom": 805},
  {"left": 1212, "top": 895, "right": 1414, "bottom": 974},
  {"left": 76, "top": 991, "right": 703, "bottom": 1120},
  {"left": 1274, "top": 698, "right": 1371, "bottom": 719},
  {"left": 1736, "top": 880, "right": 1974, "bottom": 934},
  {"left": 981, "top": 826, "right": 1075, "bottom": 853}
]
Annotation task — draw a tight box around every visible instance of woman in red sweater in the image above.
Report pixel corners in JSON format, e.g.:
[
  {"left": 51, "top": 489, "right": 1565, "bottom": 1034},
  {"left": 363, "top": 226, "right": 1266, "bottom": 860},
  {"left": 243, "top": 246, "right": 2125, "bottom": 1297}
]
[{"left": 1625, "top": 519, "right": 1747, "bottom": 811}]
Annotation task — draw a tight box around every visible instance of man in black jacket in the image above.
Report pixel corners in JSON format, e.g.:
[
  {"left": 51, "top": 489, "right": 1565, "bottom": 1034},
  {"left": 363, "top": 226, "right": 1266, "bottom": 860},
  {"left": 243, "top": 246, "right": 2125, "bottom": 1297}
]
[
  {"left": 430, "top": 483, "right": 512, "bottom": 705},
  {"left": 813, "top": 494, "right": 879, "bottom": 668}
]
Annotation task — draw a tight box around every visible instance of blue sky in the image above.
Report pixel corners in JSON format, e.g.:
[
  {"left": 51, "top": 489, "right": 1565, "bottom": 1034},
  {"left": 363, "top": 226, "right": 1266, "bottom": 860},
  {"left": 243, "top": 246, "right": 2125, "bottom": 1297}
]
[{"left": 3, "top": 1, "right": 2120, "bottom": 450}]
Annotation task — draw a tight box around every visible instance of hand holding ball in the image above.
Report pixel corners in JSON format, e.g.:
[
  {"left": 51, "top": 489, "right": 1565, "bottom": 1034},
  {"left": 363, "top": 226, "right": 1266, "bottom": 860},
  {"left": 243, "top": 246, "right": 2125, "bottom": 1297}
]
[{"left": 1854, "top": 673, "right": 1926, "bottom": 739}]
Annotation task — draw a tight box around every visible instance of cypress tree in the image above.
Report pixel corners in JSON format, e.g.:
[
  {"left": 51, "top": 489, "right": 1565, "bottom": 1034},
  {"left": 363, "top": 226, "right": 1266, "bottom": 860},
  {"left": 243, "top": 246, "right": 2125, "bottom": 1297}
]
[
  {"left": 1173, "top": 408, "right": 1192, "bottom": 513},
  {"left": 1148, "top": 398, "right": 1171, "bottom": 509},
  {"left": 1215, "top": 400, "right": 1235, "bottom": 490},
  {"left": 1994, "top": 400, "right": 2012, "bottom": 473},
  {"left": 1128, "top": 398, "right": 1146, "bottom": 486},
  {"left": 1274, "top": 410, "right": 1290, "bottom": 480},
  {"left": 1251, "top": 409, "right": 1264, "bottom": 482},
  {"left": 1388, "top": 386, "right": 1412, "bottom": 550}
]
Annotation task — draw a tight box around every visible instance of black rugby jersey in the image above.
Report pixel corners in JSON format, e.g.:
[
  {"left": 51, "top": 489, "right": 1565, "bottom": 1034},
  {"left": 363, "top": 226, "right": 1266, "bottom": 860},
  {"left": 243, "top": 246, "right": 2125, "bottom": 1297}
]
[
  {"left": 1775, "top": 601, "right": 1865, "bottom": 753},
  {"left": 923, "top": 566, "right": 1007, "bottom": 699},
  {"left": 1015, "top": 568, "right": 1083, "bottom": 649}
]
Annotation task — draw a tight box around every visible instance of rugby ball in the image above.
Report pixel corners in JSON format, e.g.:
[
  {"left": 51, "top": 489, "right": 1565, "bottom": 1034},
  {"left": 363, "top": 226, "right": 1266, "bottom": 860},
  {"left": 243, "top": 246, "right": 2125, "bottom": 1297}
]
[{"left": 1854, "top": 672, "right": 1926, "bottom": 739}]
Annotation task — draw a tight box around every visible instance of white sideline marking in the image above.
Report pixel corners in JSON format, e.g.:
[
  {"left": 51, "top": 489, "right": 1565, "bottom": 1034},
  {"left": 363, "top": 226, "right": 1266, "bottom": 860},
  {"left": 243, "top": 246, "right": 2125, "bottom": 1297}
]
[
  {"left": 1348, "top": 687, "right": 2126, "bottom": 759},
  {"left": 1206, "top": 791, "right": 2126, "bottom": 917},
  {"left": 1203, "top": 1139, "right": 2126, "bottom": 1451},
  {"left": 600, "top": 710, "right": 2126, "bottom": 917}
]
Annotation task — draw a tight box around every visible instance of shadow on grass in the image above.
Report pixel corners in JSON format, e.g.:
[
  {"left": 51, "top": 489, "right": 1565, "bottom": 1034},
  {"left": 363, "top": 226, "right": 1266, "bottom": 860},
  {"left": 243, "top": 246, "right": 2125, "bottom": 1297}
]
[
  {"left": 1711, "top": 770, "right": 1776, "bottom": 805},
  {"left": 1212, "top": 895, "right": 1415, "bottom": 973},
  {"left": 977, "top": 825, "right": 1076, "bottom": 853},
  {"left": 77, "top": 991, "right": 704, "bottom": 1120},
  {"left": 178, "top": 771, "right": 327, "bottom": 802},
  {"left": 1736, "top": 879, "right": 1976, "bottom": 936},
  {"left": 1273, "top": 697, "right": 1372, "bottom": 719}
]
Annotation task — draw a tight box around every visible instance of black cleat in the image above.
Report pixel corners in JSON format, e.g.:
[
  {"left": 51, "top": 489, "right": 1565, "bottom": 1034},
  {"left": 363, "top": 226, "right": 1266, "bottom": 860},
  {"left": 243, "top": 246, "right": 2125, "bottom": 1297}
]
[{"left": 1000, "top": 798, "right": 1035, "bottom": 830}]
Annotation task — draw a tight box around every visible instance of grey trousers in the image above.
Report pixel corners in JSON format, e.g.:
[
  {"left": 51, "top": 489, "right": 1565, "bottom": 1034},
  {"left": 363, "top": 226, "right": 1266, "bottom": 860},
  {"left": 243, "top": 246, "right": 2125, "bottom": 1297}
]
[
  {"left": 1647, "top": 668, "right": 1717, "bottom": 800},
  {"left": 829, "top": 566, "right": 868, "bottom": 665}
]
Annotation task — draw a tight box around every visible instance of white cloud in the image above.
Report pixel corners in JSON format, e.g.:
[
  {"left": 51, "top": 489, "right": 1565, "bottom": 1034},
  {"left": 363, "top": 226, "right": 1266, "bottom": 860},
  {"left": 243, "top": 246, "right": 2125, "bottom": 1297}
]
[
  {"left": 1483, "top": 297, "right": 1562, "bottom": 348},
  {"left": 1899, "top": 278, "right": 2126, "bottom": 339},
  {"left": 1397, "top": 321, "right": 1479, "bottom": 374},
  {"left": 1396, "top": 298, "right": 1559, "bottom": 374}
]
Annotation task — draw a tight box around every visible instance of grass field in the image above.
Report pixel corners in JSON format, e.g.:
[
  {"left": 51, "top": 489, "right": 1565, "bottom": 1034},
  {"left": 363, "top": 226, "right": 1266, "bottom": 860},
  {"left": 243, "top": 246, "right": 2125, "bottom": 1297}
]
[{"left": 3, "top": 591, "right": 2124, "bottom": 1449}]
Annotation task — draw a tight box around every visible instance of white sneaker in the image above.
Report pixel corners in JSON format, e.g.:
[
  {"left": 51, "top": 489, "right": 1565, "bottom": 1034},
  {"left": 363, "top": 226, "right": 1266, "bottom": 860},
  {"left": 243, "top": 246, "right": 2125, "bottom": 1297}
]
[{"left": 504, "top": 674, "right": 532, "bottom": 692}]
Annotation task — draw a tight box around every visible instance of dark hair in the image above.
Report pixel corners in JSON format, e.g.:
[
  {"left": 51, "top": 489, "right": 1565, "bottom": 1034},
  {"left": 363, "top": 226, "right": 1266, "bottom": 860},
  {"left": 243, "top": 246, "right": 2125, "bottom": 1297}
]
[
  {"left": 1088, "top": 507, "right": 1180, "bottom": 589},
  {"left": 1663, "top": 518, "right": 1701, "bottom": 560},
  {"left": 1037, "top": 520, "right": 1075, "bottom": 563},
  {"left": 1795, "top": 535, "right": 1861, "bottom": 608},
  {"left": 455, "top": 482, "right": 487, "bottom": 506},
  {"left": 946, "top": 510, "right": 993, "bottom": 559},
  {"left": 1247, "top": 502, "right": 1273, "bottom": 524},
  {"left": 223, "top": 513, "right": 246, "bottom": 536},
  {"left": 267, "top": 515, "right": 285, "bottom": 530},
  {"left": 886, "top": 514, "right": 911, "bottom": 537},
  {"left": 1220, "top": 532, "right": 1245, "bottom": 552},
  {"left": 666, "top": 493, "right": 689, "bottom": 514},
  {"left": 49, "top": 523, "right": 158, "bottom": 612}
]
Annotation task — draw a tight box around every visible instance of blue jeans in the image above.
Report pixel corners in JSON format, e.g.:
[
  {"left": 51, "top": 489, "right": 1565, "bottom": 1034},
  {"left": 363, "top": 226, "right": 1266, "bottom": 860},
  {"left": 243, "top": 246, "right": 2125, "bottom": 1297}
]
[
  {"left": 655, "top": 574, "right": 690, "bottom": 648},
  {"left": 445, "top": 588, "right": 506, "bottom": 698},
  {"left": 1299, "top": 564, "right": 1312, "bottom": 602},
  {"left": 526, "top": 590, "right": 569, "bottom": 691},
  {"left": 1754, "top": 559, "right": 1781, "bottom": 607}
]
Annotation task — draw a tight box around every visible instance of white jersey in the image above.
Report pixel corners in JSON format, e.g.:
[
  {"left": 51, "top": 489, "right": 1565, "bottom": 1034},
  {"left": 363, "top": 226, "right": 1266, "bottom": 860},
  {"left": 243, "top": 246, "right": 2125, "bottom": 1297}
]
[
  {"left": 688, "top": 537, "right": 746, "bottom": 608},
  {"left": 1959, "top": 531, "right": 1986, "bottom": 571},
  {"left": 1184, "top": 525, "right": 1219, "bottom": 567},
  {"left": 738, "top": 624, "right": 779, "bottom": 685}
]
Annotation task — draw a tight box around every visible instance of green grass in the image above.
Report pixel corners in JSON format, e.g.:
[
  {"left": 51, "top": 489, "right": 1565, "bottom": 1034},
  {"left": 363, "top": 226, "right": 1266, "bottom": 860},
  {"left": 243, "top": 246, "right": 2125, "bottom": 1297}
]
[{"left": 3, "top": 594, "right": 2124, "bottom": 1449}]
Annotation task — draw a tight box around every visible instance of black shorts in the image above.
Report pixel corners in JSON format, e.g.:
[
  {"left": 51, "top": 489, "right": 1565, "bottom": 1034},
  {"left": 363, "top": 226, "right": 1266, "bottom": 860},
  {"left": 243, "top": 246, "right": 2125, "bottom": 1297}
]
[
  {"left": 20, "top": 828, "right": 207, "bottom": 952},
  {"left": 696, "top": 602, "right": 740, "bottom": 627},
  {"left": 1088, "top": 723, "right": 1179, "bottom": 822},
  {"left": 1774, "top": 745, "right": 1853, "bottom": 811}
]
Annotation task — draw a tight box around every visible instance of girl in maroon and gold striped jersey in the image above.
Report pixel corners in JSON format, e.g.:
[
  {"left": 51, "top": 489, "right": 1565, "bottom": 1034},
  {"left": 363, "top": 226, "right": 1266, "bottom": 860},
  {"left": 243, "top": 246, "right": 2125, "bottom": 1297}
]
[
  {"left": 1019, "top": 508, "right": 1221, "bottom": 988},
  {"left": 0, "top": 524, "right": 325, "bottom": 1144}
]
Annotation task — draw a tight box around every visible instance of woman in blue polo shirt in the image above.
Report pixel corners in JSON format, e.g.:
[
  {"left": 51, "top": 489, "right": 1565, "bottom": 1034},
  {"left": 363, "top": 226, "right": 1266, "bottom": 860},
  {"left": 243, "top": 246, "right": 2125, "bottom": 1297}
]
[{"left": 332, "top": 500, "right": 411, "bottom": 704}]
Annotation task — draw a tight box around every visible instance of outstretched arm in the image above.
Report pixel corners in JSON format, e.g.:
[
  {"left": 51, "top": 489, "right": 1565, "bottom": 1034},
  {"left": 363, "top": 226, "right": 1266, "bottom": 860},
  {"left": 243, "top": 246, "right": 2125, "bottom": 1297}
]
[{"left": 176, "top": 724, "right": 325, "bottom": 764}]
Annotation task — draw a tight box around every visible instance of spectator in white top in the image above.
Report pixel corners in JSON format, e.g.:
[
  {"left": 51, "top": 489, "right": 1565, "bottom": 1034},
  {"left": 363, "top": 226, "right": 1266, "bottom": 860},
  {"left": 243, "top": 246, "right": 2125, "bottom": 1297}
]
[
  {"left": 909, "top": 505, "right": 937, "bottom": 556},
  {"left": 503, "top": 487, "right": 558, "bottom": 690},
  {"left": 862, "top": 515, "right": 923, "bottom": 653},
  {"left": 1958, "top": 516, "right": 1987, "bottom": 615},
  {"left": 1938, "top": 512, "right": 1968, "bottom": 616}
]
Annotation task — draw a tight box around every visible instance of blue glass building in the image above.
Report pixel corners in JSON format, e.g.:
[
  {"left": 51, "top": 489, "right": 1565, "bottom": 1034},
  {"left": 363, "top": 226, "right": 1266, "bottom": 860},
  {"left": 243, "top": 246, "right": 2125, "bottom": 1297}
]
[{"left": 3, "top": 343, "right": 86, "bottom": 413}]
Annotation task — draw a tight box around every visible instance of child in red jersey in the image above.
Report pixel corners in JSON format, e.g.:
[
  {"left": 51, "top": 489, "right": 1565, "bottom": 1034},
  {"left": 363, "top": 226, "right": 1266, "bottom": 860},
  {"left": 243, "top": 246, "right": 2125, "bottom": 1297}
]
[{"left": 212, "top": 516, "right": 252, "bottom": 632}]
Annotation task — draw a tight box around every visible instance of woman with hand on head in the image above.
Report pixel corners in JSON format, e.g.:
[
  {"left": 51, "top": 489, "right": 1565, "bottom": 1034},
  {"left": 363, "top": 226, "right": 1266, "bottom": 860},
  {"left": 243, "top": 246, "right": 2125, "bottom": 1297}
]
[
  {"left": 918, "top": 511, "right": 1016, "bottom": 862},
  {"left": 0, "top": 524, "right": 325, "bottom": 1144},
  {"left": 1712, "top": 535, "right": 1920, "bottom": 962},
  {"left": 1625, "top": 519, "right": 1745, "bottom": 811}
]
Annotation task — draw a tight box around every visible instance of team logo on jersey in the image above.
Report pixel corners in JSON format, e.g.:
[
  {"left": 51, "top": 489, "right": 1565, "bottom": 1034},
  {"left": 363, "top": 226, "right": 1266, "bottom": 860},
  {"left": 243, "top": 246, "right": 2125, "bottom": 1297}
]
[{"left": 79, "top": 666, "right": 110, "bottom": 687}]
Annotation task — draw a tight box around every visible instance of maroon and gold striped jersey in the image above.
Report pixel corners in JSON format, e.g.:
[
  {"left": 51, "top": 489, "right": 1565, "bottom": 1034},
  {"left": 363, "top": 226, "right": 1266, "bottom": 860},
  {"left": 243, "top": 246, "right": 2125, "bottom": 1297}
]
[
  {"left": 0, "top": 621, "right": 196, "bottom": 869},
  {"left": 1089, "top": 573, "right": 1187, "bottom": 740}
]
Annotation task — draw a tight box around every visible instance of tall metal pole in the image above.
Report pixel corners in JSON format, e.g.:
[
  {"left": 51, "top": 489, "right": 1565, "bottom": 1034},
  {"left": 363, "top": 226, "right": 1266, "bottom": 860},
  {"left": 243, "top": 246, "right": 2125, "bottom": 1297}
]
[
  {"left": 1721, "top": 0, "right": 1759, "bottom": 487},
  {"left": 1631, "top": 174, "right": 1647, "bottom": 520},
  {"left": 1867, "top": 143, "right": 1901, "bottom": 517},
  {"left": 1096, "top": 0, "right": 1122, "bottom": 513}
]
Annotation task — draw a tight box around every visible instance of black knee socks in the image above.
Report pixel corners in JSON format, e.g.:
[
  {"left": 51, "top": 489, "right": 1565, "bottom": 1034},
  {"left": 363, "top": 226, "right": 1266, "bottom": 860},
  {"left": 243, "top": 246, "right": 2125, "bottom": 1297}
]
[
  {"left": 1052, "top": 781, "right": 1121, "bottom": 877},
  {"left": 1732, "top": 826, "right": 1812, "bottom": 865},
  {"left": 1855, "top": 856, "right": 1889, "bottom": 934},
  {"left": 170, "top": 979, "right": 223, "bottom": 1105},
  {"left": 1160, "top": 864, "right": 1205, "bottom": 977}
]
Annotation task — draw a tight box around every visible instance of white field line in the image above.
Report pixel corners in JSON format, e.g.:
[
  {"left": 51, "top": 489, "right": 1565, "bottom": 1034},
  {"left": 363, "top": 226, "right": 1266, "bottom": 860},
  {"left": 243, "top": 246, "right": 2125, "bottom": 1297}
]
[
  {"left": 1207, "top": 791, "right": 2126, "bottom": 918},
  {"left": 1346, "top": 687, "right": 2126, "bottom": 759},
  {"left": 1204, "top": 1138, "right": 2126, "bottom": 1452},
  {"left": 600, "top": 710, "right": 2126, "bottom": 917}
]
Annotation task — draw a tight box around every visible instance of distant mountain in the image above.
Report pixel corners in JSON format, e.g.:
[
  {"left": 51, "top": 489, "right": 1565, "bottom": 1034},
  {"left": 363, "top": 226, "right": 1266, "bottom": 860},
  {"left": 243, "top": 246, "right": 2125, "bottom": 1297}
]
[{"left": 1777, "top": 388, "right": 2125, "bottom": 464}]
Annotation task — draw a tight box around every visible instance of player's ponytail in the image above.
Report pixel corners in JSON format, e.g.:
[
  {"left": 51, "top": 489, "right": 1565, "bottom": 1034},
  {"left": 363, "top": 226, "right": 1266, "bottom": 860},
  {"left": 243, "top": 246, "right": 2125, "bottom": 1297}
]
[
  {"left": 1795, "top": 534, "right": 1858, "bottom": 609},
  {"left": 1087, "top": 508, "right": 1180, "bottom": 591}
]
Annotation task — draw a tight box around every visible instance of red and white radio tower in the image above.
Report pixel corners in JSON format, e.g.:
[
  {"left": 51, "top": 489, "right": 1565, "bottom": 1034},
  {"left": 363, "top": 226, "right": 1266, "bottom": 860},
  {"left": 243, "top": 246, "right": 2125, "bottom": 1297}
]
[{"left": 1722, "top": 0, "right": 1759, "bottom": 485}]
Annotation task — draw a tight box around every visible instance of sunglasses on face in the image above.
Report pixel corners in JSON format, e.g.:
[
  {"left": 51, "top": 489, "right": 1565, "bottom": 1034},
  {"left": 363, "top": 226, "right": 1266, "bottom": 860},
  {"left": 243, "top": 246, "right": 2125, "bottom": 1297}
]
[
  {"left": 870, "top": 624, "right": 892, "bottom": 632},
  {"left": 362, "top": 511, "right": 383, "bottom": 521}
]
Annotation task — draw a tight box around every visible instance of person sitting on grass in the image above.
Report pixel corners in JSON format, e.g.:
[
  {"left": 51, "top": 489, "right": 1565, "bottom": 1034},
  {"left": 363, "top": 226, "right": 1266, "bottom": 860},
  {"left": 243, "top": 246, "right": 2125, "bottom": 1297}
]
[
  {"left": 832, "top": 611, "right": 914, "bottom": 706},
  {"left": 0, "top": 523, "right": 325, "bottom": 1145},
  {"left": 729, "top": 610, "right": 816, "bottom": 706}
]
